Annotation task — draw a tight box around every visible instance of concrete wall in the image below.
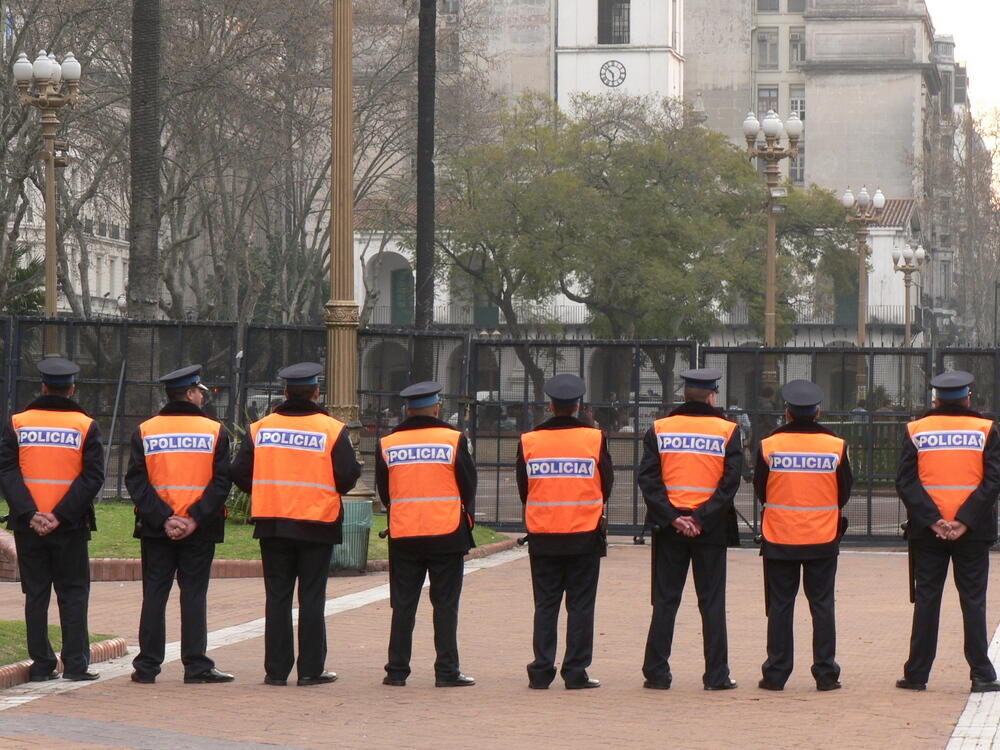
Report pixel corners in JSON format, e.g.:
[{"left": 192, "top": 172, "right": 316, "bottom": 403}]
[
  {"left": 484, "top": 0, "right": 554, "bottom": 96},
  {"left": 682, "top": 0, "right": 752, "bottom": 142}
]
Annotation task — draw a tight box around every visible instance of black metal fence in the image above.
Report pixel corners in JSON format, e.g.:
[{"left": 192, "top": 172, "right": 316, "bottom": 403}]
[{"left": 1, "top": 316, "right": 997, "bottom": 543}]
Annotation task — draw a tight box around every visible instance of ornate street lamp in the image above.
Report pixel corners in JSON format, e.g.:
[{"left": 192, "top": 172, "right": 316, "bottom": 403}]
[
  {"left": 891, "top": 242, "right": 926, "bottom": 346},
  {"left": 13, "top": 51, "right": 82, "bottom": 356},
  {"left": 742, "top": 109, "right": 803, "bottom": 381}
]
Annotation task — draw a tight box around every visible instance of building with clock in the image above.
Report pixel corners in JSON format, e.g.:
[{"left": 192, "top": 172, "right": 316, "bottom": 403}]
[{"left": 483, "top": 0, "right": 684, "bottom": 107}]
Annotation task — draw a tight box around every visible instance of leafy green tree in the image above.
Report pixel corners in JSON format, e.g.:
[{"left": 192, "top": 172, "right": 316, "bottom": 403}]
[
  {"left": 0, "top": 244, "right": 44, "bottom": 315},
  {"left": 437, "top": 93, "right": 854, "bottom": 398}
]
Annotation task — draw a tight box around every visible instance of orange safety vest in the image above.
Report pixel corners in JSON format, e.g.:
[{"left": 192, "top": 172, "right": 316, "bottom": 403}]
[
  {"left": 653, "top": 414, "right": 737, "bottom": 510},
  {"left": 380, "top": 427, "right": 463, "bottom": 539},
  {"left": 907, "top": 414, "right": 993, "bottom": 522},
  {"left": 760, "top": 431, "right": 844, "bottom": 545},
  {"left": 12, "top": 409, "right": 94, "bottom": 513},
  {"left": 521, "top": 427, "right": 604, "bottom": 535},
  {"left": 139, "top": 414, "right": 221, "bottom": 518},
  {"left": 249, "top": 412, "right": 346, "bottom": 523}
]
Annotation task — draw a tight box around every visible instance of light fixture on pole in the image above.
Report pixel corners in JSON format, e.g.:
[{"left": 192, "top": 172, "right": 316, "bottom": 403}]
[
  {"left": 842, "top": 185, "right": 886, "bottom": 396},
  {"left": 891, "top": 242, "right": 925, "bottom": 346},
  {"left": 13, "top": 50, "right": 82, "bottom": 357},
  {"left": 742, "top": 109, "right": 803, "bottom": 383}
]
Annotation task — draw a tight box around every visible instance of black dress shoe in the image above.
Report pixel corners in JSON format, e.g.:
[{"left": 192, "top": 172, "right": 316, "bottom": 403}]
[
  {"left": 298, "top": 671, "right": 337, "bottom": 686},
  {"left": 29, "top": 671, "right": 59, "bottom": 682},
  {"left": 643, "top": 679, "right": 672, "bottom": 690},
  {"left": 63, "top": 670, "right": 99, "bottom": 681},
  {"left": 895, "top": 678, "right": 926, "bottom": 691},
  {"left": 817, "top": 680, "right": 842, "bottom": 692},
  {"left": 184, "top": 668, "right": 235, "bottom": 684},
  {"left": 705, "top": 679, "right": 738, "bottom": 691},
  {"left": 971, "top": 679, "right": 1000, "bottom": 693},
  {"left": 758, "top": 678, "right": 784, "bottom": 691},
  {"left": 383, "top": 676, "right": 406, "bottom": 686},
  {"left": 263, "top": 675, "right": 287, "bottom": 686},
  {"left": 130, "top": 671, "right": 155, "bottom": 684},
  {"left": 528, "top": 682, "right": 550, "bottom": 690},
  {"left": 435, "top": 673, "right": 475, "bottom": 687},
  {"left": 565, "top": 678, "right": 600, "bottom": 690}
]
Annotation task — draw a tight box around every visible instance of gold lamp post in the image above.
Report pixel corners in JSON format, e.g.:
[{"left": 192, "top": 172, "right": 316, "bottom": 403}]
[
  {"left": 742, "top": 109, "right": 803, "bottom": 382},
  {"left": 891, "top": 242, "right": 926, "bottom": 346},
  {"left": 13, "top": 51, "right": 82, "bottom": 357},
  {"left": 841, "top": 186, "right": 886, "bottom": 397},
  {"left": 328, "top": 0, "right": 375, "bottom": 505}
]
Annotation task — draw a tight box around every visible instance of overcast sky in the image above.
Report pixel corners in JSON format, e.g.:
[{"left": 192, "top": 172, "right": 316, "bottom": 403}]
[{"left": 924, "top": 0, "right": 1000, "bottom": 116}]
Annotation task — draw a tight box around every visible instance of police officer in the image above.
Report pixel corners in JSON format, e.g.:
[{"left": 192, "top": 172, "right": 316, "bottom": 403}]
[
  {"left": 516, "top": 374, "right": 613, "bottom": 690},
  {"left": 0, "top": 358, "right": 103, "bottom": 681},
  {"left": 895, "top": 371, "right": 1000, "bottom": 693},
  {"left": 376, "top": 381, "right": 476, "bottom": 688},
  {"left": 638, "top": 368, "right": 741, "bottom": 691},
  {"left": 753, "top": 380, "right": 852, "bottom": 691},
  {"left": 125, "top": 365, "right": 234, "bottom": 685},
  {"left": 231, "top": 362, "right": 361, "bottom": 686}
]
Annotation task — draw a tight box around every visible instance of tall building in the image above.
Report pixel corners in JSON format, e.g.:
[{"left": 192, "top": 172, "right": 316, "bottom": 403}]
[{"left": 684, "top": 0, "right": 975, "bottom": 345}]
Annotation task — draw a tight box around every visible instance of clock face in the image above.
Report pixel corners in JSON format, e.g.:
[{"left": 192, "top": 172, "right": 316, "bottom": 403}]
[{"left": 600, "top": 60, "right": 626, "bottom": 88}]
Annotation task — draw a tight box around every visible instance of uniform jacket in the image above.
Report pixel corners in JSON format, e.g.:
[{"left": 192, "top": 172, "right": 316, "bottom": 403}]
[
  {"left": 231, "top": 399, "right": 361, "bottom": 545},
  {"left": 753, "top": 418, "right": 853, "bottom": 559},
  {"left": 125, "top": 400, "right": 232, "bottom": 544},
  {"left": 515, "top": 415, "right": 614, "bottom": 556},
  {"left": 0, "top": 395, "right": 103, "bottom": 535},
  {"left": 896, "top": 404, "right": 1000, "bottom": 543},
  {"left": 376, "top": 415, "right": 476, "bottom": 557},
  {"left": 638, "top": 401, "right": 742, "bottom": 546}
]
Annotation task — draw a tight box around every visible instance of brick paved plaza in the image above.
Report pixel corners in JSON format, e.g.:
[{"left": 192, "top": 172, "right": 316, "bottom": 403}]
[{"left": 0, "top": 541, "right": 996, "bottom": 749}]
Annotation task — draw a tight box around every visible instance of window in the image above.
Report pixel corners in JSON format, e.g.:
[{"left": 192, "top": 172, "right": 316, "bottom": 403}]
[
  {"left": 757, "top": 86, "right": 779, "bottom": 117},
  {"left": 97, "top": 220, "right": 107, "bottom": 237},
  {"left": 790, "top": 27, "right": 805, "bottom": 67},
  {"left": 787, "top": 0, "right": 805, "bottom": 11},
  {"left": 84, "top": 218, "right": 93, "bottom": 234},
  {"left": 941, "top": 72, "right": 953, "bottom": 108},
  {"left": 671, "top": 0, "right": 679, "bottom": 49},
  {"left": 757, "top": 0, "right": 779, "bottom": 11},
  {"left": 25, "top": 202, "right": 32, "bottom": 224},
  {"left": 756, "top": 28, "right": 778, "bottom": 70},
  {"left": 789, "top": 86, "right": 805, "bottom": 121},
  {"left": 940, "top": 260, "right": 953, "bottom": 296},
  {"left": 790, "top": 141, "right": 805, "bottom": 184},
  {"left": 110, "top": 223, "right": 120, "bottom": 240},
  {"left": 598, "top": 0, "right": 630, "bottom": 45},
  {"left": 440, "top": 0, "right": 459, "bottom": 14}
]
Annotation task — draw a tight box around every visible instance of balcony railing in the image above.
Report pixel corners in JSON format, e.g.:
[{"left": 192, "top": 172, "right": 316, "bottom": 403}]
[{"left": 715, "top": 302, "right": 922, "bottom": 328}]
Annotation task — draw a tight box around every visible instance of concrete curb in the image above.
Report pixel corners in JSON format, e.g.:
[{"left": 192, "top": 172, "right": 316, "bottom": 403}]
[
  {"left": 0, "top": 636, "right": 129, "bottom": 689},
  {"left": 0, "top": 529, "right": 519, "bottom": 581}
]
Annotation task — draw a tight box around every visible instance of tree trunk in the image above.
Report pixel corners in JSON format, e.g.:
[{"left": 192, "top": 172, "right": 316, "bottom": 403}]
[
  {"left": 128, "top": 0, "right": 162, "bottom": 320},
  {"left": 412, "top": 0, "right": 437, "bottom": 380}
]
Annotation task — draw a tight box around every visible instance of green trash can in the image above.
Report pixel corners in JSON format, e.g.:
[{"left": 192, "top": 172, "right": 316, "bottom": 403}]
[{"left": 331, "top": 499, "right": 373, "bottom": 574}]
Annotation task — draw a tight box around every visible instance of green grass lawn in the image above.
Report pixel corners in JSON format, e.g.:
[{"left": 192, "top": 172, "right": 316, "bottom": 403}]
[
  {"left": 0, "top": 620, "right": 110, "bottom": 666},
  {"left": 83, "top": 503, "right": 505, "bottom": 561}
]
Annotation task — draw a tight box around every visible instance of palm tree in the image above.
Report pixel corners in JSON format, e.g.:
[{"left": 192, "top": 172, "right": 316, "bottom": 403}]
[{"left": 128, "top": 0, "right": 162, "bottom": 320}]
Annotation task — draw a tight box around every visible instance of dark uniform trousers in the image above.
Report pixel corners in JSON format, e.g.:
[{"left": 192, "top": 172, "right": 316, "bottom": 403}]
[
  {"left": 259, "top": 537, "right": 333, "bottom": 680},
  {"left": 643, "top": 535, "right": 730, "bottom": 687},
  {"left": 527, "top": 552, "right": 601, "bottom": 687},
  {"left": 14, "top": 530, "right": 91, "bottom": 677},
  {"left": 905, "top": 537, "right": 997, "bottom": 684},
  {"left": 134, "top": 538, "right": 216, "bottom": 678},
  {"left": 762, "top": 556, "right": 839, "bottom": 687},
  {"left": 386, "top": 550, "right": 464, "bottom": 681}
]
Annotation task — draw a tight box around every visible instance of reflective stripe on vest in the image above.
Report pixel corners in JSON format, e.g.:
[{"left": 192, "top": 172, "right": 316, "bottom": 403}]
[
  {"left": 12, "top": 409, "right": 93, "bottom": 513},
  {"left": 380, "top": 427, "right": 463, "bottom": 538},
  {"left": 907, "top": 414, "right": 993, "bottom": 522},
  {"left": 249, "top": 412, "right": 346, "bottom": 524},
  {"left": 521, "top": 426, "right": 604, "bottom": 534},
  {"left": 653, "top": 414, "right": 736, "bottom": 510},
  {"left": 139, "top": 414, "right": 220, "bottom": 518},
  {"left": 760, "top": 431, "right": 844, "bottom": 545}
]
